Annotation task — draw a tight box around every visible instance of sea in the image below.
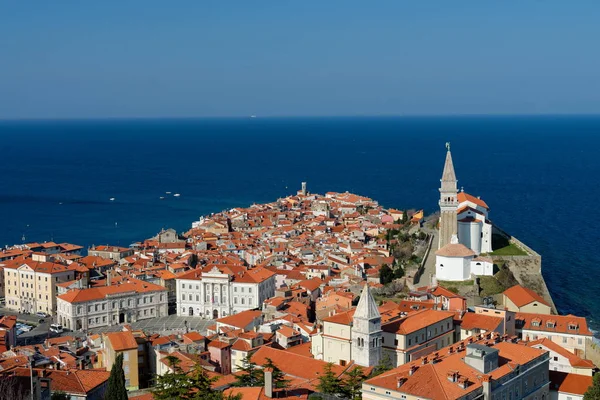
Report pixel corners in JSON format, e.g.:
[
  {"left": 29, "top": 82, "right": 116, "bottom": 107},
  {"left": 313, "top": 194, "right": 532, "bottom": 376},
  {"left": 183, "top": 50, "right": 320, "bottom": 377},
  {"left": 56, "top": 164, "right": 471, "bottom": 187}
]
[{"left": 0, "top": 116, "right": 599, "bottom": 330}]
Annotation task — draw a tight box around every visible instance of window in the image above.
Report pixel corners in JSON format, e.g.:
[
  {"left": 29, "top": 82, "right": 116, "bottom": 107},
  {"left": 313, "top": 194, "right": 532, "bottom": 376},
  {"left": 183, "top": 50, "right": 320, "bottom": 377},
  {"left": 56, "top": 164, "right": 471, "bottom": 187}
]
[
  {"left": 578, "top": 338, "right": 583, "bottom": 345},
  {"left": 563, "top": 337, "right": 568, "bottom": 344},
  {"left": 249, "top": 288, "right": 252, "bottom": 293}
]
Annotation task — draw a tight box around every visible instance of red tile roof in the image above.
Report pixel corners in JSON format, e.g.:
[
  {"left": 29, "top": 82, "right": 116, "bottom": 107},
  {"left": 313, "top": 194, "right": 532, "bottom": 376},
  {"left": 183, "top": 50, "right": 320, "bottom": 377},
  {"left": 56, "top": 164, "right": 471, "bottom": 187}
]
[
  {"left": 503, "top": 285, "right": 549, "bottom": 307},
  {"left": 460, "top": 313, "right": 503, "bottom": 333},
  {"left": 105, "top": 330, "right": 137, "bottom": 351},
  {"left": 549, "top": 371, "right": 592, "bottom": 395},
  {"left": 58, "top": 277, "right": 166, "bottom": 303},
  {"left": 516, "top": 312, "right": 593, "bottom": 336},
  {"left": 458, "top": 192, "right": 489, "bottom": 210},
  {"left": 216, "top": 310, "right": 263, "bottom": 330}
]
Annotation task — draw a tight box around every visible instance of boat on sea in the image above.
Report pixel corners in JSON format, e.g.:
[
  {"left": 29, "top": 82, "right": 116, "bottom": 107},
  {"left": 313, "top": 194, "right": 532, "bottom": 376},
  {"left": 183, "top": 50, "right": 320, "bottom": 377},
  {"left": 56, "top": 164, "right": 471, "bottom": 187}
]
[
  {"left": 109, "top": 198, "right": 115, "bottom": 201},
  {"left": 173, "top": 193, "right": 181, "bottom": 197},
  {"left": 166, "top": 191, "right": 171, "bottom": 194},
  {"left": 159, "top": 196, "right": 165, "bottom": 200}
]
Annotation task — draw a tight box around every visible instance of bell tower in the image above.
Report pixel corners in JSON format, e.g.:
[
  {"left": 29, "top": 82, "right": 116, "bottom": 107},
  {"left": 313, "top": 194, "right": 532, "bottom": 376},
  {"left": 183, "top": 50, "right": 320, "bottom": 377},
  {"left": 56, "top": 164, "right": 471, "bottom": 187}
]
[
  {"left": 438, "top": 142, "right": 458, "bottom": 249},
  {"left": 351, "top": 284, "right": 382, "bottom": 367}
]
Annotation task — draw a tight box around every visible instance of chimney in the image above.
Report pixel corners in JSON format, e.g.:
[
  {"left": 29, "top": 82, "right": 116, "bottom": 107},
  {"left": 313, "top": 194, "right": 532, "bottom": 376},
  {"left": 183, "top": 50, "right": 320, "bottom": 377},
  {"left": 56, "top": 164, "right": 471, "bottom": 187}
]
[
  {"left": 264, "top": 368, "right": 273, "bottom": 398},
  {"left": 106, "top": 271, "right": 112, "bottom": 286}
]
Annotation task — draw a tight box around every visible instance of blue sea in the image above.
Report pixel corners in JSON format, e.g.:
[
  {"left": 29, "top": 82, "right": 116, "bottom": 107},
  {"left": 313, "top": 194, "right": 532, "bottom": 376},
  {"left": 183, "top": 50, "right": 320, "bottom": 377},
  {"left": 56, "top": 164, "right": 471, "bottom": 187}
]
[{"left": 0, "top": 116, "right": 598, "bottom": 329}]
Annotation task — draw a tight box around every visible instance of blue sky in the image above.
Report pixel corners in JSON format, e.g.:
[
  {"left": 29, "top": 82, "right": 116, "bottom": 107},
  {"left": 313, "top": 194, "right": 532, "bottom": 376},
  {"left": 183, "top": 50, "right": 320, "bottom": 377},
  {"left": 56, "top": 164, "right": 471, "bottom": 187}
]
[{"left": 1, "top": 1, "right": 599, "bottom": 118}]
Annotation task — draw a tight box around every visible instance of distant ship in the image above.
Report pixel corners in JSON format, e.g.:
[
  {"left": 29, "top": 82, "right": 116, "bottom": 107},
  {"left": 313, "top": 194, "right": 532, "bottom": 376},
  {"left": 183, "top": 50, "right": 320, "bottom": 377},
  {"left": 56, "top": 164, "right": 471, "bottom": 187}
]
[
  {"left": 109, "top": 198, "right": 115, "bottom": 201},
  {"left": 166, "top": 191, "right": 171, "bottom": 194},
  {"left": 173, "top": 193, "right": 181, "bottom": 197},
  {"left": 250, "top": 115, "right": 257, "bottom": 118},
  {"left": 159, "top": 196, "right": 165, "bottom": 200}
]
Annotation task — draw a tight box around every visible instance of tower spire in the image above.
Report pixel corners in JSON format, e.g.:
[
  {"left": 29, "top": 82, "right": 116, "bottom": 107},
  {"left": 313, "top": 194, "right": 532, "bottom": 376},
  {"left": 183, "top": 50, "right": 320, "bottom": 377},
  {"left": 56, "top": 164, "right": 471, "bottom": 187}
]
[
  {"left": 441, "top": 143, "right": 457, "bottom": 186},
  {"left": 354, "top": 284, "right": 380, "bottom": 320},
  {"left": 438, "top": 143, "right": 459, "bottom": 249}
]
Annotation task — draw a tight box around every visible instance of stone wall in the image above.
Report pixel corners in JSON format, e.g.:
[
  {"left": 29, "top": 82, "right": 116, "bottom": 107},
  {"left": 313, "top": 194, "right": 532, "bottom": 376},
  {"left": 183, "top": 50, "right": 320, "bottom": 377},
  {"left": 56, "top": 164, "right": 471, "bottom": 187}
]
[{"left": 492, "top": 225, "right": 558, "bottom": 314}]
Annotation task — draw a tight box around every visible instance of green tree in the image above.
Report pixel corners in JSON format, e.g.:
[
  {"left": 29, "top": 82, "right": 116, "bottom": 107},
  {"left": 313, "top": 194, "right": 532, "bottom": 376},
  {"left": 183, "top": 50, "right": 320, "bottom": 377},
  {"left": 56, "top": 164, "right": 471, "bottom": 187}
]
[
  {"left": 370, "top": 354, "right": 393, "bottom": 377},
  {"left": 51, "top": 392, "right": 69, "bottom": 400},
  {"left": 153, "top": 356, "right": 192, "bottom": 400},
  {"left": 379, "top": 264, "right": 394, "bottom": 285},
  {"left": 233, "top": 353, "right": 264, "bottom": 387},
  {"left": 401, "top": 210, "right": 408, "bottom": 224},
  {"left": 104, "top": 352, "right": 128, "bottom": 400},
  {"left": 153, "top": 359, "right": 241, "bottom": 400},
  {"left": 263, "top": 357, "right": 290, "bottom": 390},
  {"left": 584, "top": 373, "right": 600, "bottom": 399},
  {"left": 342, "top": 366, "right": 367, "bottom": 400},
  {"left": 393, "top": 264, "right": 405, "bottom": 279},
  {"left": 316, "top": 363, "right": 343, "bottom": 395}
]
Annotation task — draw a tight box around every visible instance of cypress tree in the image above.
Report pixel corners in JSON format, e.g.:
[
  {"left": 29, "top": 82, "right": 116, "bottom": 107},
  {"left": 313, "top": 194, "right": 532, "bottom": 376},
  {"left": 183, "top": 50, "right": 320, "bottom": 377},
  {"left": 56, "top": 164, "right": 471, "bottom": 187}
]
[
  {"left": 263, "top": 357, "right": 290, "bottom": 390},
  {"left": 104, "top": 352, "right": 128, "bottom": 400},
  {"left": 316, "top": 363, "right": 343, "bottom": 395},
  {"left": 233, "top": 353, "right": 264, "bottom": 387},
  {"left": 584, "top": 373, "right": 600, "bottom": 400},
  {"left": 342, "top": 366, "right": 367, "bottom": 400}
]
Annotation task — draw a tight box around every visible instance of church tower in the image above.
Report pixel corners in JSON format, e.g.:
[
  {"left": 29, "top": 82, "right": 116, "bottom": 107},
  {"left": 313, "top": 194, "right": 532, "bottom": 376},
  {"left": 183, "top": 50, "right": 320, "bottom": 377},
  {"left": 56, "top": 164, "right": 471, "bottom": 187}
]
[
  {"left": 351, "top": 284, "right": 382, "bottom": 367},
  {"left": 438, "top": 143, "right": 459, "bottom": 249}
]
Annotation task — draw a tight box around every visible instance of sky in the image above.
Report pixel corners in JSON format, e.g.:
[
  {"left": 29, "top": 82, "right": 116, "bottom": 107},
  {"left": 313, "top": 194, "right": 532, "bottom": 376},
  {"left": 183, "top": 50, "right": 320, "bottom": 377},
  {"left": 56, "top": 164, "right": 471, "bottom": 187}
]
[{"left": 1, "top": 1, "right": 600, "bottom": 119}]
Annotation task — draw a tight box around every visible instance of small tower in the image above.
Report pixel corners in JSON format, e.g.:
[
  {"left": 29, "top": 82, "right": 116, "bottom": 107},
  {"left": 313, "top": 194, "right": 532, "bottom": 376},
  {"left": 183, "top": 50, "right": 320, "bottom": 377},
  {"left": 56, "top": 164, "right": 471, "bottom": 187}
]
[
  {"left": 439, "top": 143, "right": 459, "bottom": 249},
  {"left": 301, "top": 182, "right": 307, "bottom": 196},
  {"left": 351, "top": 284, "right": 382, "bottom": 367}
]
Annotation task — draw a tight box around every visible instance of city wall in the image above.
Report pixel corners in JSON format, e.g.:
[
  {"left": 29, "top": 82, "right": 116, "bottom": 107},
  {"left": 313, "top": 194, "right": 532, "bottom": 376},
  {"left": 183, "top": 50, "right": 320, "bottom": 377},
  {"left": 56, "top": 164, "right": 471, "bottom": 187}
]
[{"left": 492, "top": 225, "right": 558, "bottom": 314}]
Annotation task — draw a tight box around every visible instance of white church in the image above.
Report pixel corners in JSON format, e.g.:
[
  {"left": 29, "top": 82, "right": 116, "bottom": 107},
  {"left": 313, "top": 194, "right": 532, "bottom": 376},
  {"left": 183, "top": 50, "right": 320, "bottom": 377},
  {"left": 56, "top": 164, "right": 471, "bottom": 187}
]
[{"left": 435, "top": 144, "right": 494, "bottom": 281}]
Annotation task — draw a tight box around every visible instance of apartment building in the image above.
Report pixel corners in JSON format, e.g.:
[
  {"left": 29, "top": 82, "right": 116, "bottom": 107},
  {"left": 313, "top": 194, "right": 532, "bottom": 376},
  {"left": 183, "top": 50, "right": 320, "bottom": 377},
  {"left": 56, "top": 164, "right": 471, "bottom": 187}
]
[
  {"left": 363, "top": 338, "right": 550, "bottom": 400},
  {"left": 3, "top": 257, "right": 76, "bottom": 315},
  {"left": 56, "top": 276, "right": 168, "bottom": 331}
]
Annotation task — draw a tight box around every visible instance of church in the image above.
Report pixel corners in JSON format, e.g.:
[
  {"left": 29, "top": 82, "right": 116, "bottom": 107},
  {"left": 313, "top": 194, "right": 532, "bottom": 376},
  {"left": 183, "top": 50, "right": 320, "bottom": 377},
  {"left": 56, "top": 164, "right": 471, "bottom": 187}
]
[{"left": 436, "top": 144, "right": 494, "bottom": 281}]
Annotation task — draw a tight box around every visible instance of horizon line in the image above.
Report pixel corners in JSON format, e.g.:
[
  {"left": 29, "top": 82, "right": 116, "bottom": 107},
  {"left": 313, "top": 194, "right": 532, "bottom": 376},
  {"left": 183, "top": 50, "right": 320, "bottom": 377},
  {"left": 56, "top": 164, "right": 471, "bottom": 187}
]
[{"left": 1, "top": 112, "right": 600, "bottom": 122}]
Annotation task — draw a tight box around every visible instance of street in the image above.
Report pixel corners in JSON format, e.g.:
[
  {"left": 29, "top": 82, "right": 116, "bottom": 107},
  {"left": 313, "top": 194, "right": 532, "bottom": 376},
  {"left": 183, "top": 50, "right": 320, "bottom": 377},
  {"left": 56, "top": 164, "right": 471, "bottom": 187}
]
[{"left": 0, "top": 306, "right": 215, "bottom": 345}]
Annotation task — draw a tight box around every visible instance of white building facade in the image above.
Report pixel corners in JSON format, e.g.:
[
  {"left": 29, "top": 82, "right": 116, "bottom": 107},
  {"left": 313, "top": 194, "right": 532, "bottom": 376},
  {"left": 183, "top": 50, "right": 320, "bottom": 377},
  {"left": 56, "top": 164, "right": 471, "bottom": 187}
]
[
  {"left": 56, "top": 280, "right": 168, "bottom": 331},
  {"left": 176, "top": 265, "right": 276, "bottom": 319},
  {"left": 435, "top": 235, "right": 476, "bottom": 281}
]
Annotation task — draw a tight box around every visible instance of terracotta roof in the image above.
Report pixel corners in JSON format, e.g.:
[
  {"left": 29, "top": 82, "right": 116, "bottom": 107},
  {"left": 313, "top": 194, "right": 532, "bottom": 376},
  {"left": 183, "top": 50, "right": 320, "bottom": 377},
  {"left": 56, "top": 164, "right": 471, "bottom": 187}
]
[
  {"left": 251, "top": 346, "right": 346, "bottom": 382},
  {"left": 383, "top": 309, "right": 454, "bottom": 335},
  {"left": 365, "top": 340, "right": 545, "bottom": 399},
  {"left": 216, "top": 310, "right": 263, "bottom": 329},
  {"left": 528, "top": 338, "right": 595, "bottom": 368},
  {"left": 458, "top": 192, "right": 489, "bottom": 210},
  {"left": 104, "top": 330, "right": 137, "bottom": 351},
  {"left": 549, "top": 371, "right": 592, "bottom": 395},
  {"left": 460, "top": 313, "right": 503, "bottom": 332},
  {"left": 435, "top": 243, "right": 476, "bottom": 258},
  {"left": 431, "top": 285, "right": 465, "bottom": 299},
  {"left": 516, "top": 312, "right": 593, "bottom": 336},
  {"left": 503, "top": 285, "right": 549, "bottom": 308},
  {"left": 208, "top": 340, "right": 231, "bottom": 349},
  {"left": 57, "top": 277, "right": 166, "bottom": 304},
  {"left": 11, "top": 368, "right": 110, "bottom": 395}
]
